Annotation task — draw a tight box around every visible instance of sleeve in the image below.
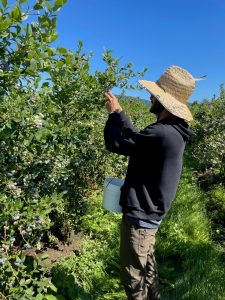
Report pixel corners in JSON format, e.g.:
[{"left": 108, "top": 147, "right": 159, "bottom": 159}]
[{"left": 104, "top": 111, "right": 161, "bottom": 156}]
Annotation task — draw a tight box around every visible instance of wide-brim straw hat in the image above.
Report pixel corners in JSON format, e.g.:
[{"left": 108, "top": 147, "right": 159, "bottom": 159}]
[{"left": 139, "top": 66, "right": 201, "bottom": 121}]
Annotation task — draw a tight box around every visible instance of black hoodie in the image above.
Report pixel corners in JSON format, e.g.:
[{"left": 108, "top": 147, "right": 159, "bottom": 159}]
[{"left": 104, "top": 110, "right": 194, "bottom": 221}]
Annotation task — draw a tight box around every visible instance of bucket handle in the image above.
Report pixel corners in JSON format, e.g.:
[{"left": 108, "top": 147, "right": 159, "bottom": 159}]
[{"left": 105, "top": 178, "right": 116, "bottom": 189}]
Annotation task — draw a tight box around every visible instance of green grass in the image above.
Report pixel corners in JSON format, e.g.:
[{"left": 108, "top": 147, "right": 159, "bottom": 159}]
[
  {"left": 157, "top": 166, "right": 225, "bottom": 299},
  {"left": 52, "top": 165, "right": 225, "bottom": 300}
]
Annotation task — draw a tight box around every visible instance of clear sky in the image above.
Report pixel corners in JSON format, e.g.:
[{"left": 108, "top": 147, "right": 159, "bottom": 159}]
[{"left": 38, "top": 1, "right": 225, "bottom": 102}]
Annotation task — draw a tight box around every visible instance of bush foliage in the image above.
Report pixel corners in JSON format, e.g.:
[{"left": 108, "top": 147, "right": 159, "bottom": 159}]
[
  {"left": 0, "top": 0, "right": 147, "bottom": 297},
  {"left": 189, "top": 86, "right": 225, "bottom": 186}
]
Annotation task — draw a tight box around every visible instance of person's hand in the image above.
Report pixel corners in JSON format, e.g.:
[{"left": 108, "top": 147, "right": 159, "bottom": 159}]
[{"left": 104, "top": 91, "right": 122, "bottom": 113}]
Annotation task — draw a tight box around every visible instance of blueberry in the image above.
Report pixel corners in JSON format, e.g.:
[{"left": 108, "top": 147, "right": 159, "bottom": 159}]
[
  {"left": 0, "top": 258, "right": 7, "bottom": 265},
  {"left": 12, "top": 213, "right": 20, "bottom": 221},
  {"left": 14, "top": 258, "right": 22, "bottom": 266},
  {"left": 26, "top": 228, "right": 32, "bottom": 233},
  {"left": 10, "top": 237, "right": 16, "bottom": 244}
]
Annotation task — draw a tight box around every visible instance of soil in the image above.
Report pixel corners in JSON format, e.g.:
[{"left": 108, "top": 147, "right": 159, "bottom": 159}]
[{"left": 24, "top": 231, "right": 83, "bottom": 267}]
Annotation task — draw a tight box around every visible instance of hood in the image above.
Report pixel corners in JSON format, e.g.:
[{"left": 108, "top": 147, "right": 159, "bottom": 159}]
[
  {"left": 173, "top": 122, "right": 194, "bottom": 142},
  {"left": 159, "top": 116, "right": 194, "bottom": 142}
]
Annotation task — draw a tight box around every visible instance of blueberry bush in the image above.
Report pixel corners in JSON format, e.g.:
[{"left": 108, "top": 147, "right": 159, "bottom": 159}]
[
  {"left": 188, "top": 87, "right": 225, "bottom": 246},
  {"left": 189, "top": 85, "right": 225, "bottom": 186},
  {"left": 0, "top": 0, "right": 147, "bottom": 298}
]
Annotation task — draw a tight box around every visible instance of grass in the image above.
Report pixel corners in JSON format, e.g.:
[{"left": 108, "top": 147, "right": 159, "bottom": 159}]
[
  {"left": 157, "top": 166, "right": 225, "bottom": 299},
  {"left": 52, "top": 165, "right": 225, "bottom": 300}
]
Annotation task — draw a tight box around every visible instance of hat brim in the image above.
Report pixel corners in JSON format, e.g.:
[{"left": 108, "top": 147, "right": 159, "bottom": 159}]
[{"left": 138, "top": 80, "right": 194, "bottom": 121}]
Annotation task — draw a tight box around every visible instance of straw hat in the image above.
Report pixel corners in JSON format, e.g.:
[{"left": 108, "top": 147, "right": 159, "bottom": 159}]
[{"left": 139, "top": 66, "right": 203, "bottom": 121}]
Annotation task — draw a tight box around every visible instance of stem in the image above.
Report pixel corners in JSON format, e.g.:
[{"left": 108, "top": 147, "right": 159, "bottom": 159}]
[
  {"left": 4, "top": 221, "right": 7, "bottom": 241},
  {"left": 18, "top": 226, "right": 28, "bottom": 244},
  {"left": 0, "top": 291, "right": 8, "bottom": 300},
  {"left": 4, "top": 248, "right": 20, "bottom": 286},
  {"left": 7, "top": 260, "right": 20, "bottom": 286}
]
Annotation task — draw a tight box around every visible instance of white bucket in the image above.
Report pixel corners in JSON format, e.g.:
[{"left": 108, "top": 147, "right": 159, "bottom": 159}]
[{"left": 102, "top": 177, "right": 124, "bottom": 213}]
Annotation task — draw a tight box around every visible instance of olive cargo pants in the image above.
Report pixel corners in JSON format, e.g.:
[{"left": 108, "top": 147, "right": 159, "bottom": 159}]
[{"left": 120, "top": 215, "right": 160, "bottom": 300}]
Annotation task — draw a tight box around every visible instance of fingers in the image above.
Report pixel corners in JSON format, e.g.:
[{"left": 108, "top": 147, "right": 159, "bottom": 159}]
[
  {"left": 104, "top": 91, "right": 117, "bottom": 102},
  {"left": 104, "top": 92, "right": 110, "bottom": 101},
  {"left": 104, "top": 91, "right": 122, "bottom": 113},
  {"left": 107, "top": 91, "right": 115, "bottom": 98},
  {"left": 104, "top": 92, "right": 112, "bottom": 103}
]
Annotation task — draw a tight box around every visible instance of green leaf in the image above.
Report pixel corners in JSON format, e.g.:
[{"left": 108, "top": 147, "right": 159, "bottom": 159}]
[
  {"left": 45, "top": 295, "right": 57, "bottom": 300},
  {"left": 20, "top": 0, "right": 27, "bottom": 3},
  {"left": 25, "top": 279, "right": 32, "bottom": 284},
  {"left": 58, "top": 47, "right": 67, "bottom": 55},
  {"left": 23, "top": 139, "right": 30, "bottom": 146},
  {"left": 34, "top": 294, "right": 43, "bottom": 300},
  {"left": 57, "top": 60, "right": 64, "bottom": 68},
  {"left": 6, "top": 122, "right": 11, "bottom": 129},
  {"left": 26, "top": 68, "right": 36, "bottom": 76},
  {"left": 53, "top": 0, "right": 67, "bottom": 11},
  {"left": 50, "top": 34, "right": 58, "bottom": 42},
  {"left": 33, "top": 259, "right": 38, "bottom": 269},
  {"left": 78, "top": 40, "right": 83, "bottom": 48},
  {"left": 52, "top": 17, "right": 56, "bottom": 28},
  {"left": 30, "top": 58, "right": 37, "bottom": 72},
  {"left": 0, "top": 20, "right": 10, "bottom": 30},
  {"left": 41, "top": 253, "right": 49, "bottom": 260},
  {"left": 46, "top": 1, "right": 52, "bottom": 12},
  {"left": 1, "top": 31, "right": 9, "bottom": 38},
  {"left": 54, "top": 0, "right": 63, "bottom": 6},
  {"left": 33, "top": 3, "right": 43, "bottom": 10},
  {"left": 65, "top": 56, "right": 71, "bottom": 66},
  {"left": 42, "top": 82, "right": 50, "bottom": 88},
  {"left": 25, "top": 288, "right": 34, "bottom": 296},
  {"left": 35, "top": 131, "right": 43, "bottom": 141},
  {"left": 42, "top": 20, "right": 49, "bottom": 28},
  {"left": 10, "top": 6, "right": 21, "bottom": 21},
  {"left": 47, "top": 47, "right": 56, "bottom": 56},
  {"left": 25, "top": 23, "right": 31, "bottom": 36},
  {"left": 49, "top": 283, "right": 57, "bottom": 293},
  {"left": 1, "top": 0, "right": 7, "bottom": 8}
]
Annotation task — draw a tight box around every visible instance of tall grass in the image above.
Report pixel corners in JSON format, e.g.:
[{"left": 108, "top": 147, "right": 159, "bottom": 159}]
[
  {"left": 158, "top": 166, "right": 225, "bottom": 299},
  {"left": 52, "top": 165, "right": 225, "bottom": 300}
]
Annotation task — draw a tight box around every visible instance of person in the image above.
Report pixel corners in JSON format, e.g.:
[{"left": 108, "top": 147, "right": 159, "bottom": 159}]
[{"left": 103, "top": 65, "right": 202, "bottom": 300}]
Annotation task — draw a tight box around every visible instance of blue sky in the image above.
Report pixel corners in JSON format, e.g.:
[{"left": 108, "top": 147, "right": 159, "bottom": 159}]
[
  {"left": 9, "top": 0, "right": 223, "bottom": 102},
  {"left": 53, "top": 0, "right": 225, "bottom": 102}
]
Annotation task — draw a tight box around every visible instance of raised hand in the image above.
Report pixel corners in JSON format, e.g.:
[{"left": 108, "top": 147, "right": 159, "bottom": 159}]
[{"left": 104, "top": 91, "right": 122, "bottom": 113}]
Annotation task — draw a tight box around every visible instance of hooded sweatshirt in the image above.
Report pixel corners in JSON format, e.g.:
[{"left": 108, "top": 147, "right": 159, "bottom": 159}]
[{"left": 104, "top": 110, "right": 194, "bottom": 221}]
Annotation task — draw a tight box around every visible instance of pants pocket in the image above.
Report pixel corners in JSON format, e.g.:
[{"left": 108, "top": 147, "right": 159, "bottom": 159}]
[{"left": 139, "top": 228, "right": 157, "bottom": 255}]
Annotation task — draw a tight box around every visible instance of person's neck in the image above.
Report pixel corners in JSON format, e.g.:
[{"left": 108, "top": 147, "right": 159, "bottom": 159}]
[{"left": 156, "top": 110, "right": 172, "bottom": 122}]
